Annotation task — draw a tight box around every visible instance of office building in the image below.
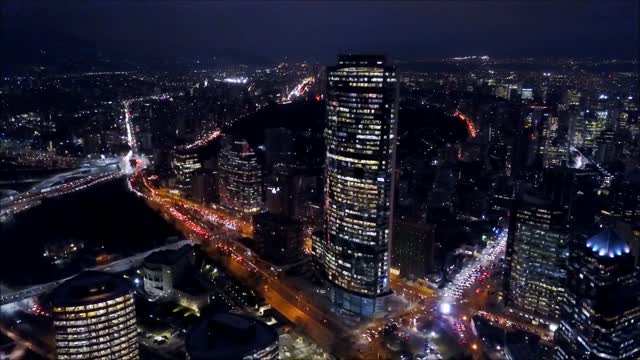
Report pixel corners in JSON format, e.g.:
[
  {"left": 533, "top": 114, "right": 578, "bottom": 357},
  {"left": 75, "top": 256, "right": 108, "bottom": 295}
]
[
  {"left": 503, "top": 194, "right": 570, "bottom": 323},
  {"left": 323, "top": 54, "right": 398, "bottom": 317},
  {"left": 172, "top": 150, "right": 202, "bottom": 194},
  {"left": 186, "top": 312, "right": 278, "bottom": 360},
  {"left": 391, "top": 220, "right": 435, "bottom": 280},
  {"left": 264, "top": 127, "right": 294, "bottom": 170},
  {"left": 554, "top": 228, "right": 640, "bottom": 360},
  {"left": 311, "top": 230, "right": 326, "bottom": 277},
  {"left": 252, "top": 212, "right": 303, "bottom": 265},
  {"left": 141, "top": 245, "right": 208, "bottom": 310},
  {"left": 217, "top": 137, "right": 263, "bottom": 215},
  {"left": 49, "top": 271, "right": 139, "bottom": 360},
  {"left": 265, "top": 168, "right": 298, "bottom": 218}
]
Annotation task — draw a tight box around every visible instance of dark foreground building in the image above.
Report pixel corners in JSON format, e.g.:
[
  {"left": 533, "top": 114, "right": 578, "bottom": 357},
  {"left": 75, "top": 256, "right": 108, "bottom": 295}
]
[
  {"left": 554, "top": 228, "right": 640, "bottom": 360},
  {"left": 49, "top": 271, "right": 139, "bottom": 360},
  {"left": 323, "top": 54, "right": 399, "bottom": 317},
  {"left": 186, "top": 312, "right": 278, "bottom": 360}
]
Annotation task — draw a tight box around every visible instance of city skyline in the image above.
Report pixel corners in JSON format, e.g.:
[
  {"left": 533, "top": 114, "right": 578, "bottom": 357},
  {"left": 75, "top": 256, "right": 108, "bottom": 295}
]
[{"left": 1, "top": 2, "right": 639, "bottom": 359}]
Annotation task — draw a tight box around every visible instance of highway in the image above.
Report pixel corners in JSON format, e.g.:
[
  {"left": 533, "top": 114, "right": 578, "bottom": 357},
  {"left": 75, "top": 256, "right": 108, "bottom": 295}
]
[
  {"left": 284, "top": 76, "right": 314, "bottom": 103},
  {"left": 0, "top": 164, "right": 125, "bottom": 222},
  {"left": 128, "top": 170, "right": 365, "bottom": 354},
  {"left": 454, "top": 110, "right": 478, "bottom": 138},
  {"left": 120, "top": 89, "right": 548, "bottom": 359},
  {"left": 129, "top": 162, "right": 515, "bottom": 359}
]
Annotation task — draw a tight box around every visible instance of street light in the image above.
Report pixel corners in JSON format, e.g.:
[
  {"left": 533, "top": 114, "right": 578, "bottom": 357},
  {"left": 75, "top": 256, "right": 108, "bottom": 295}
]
[{"left": 440, "top": 303, "right": 451, "bottom": 315}]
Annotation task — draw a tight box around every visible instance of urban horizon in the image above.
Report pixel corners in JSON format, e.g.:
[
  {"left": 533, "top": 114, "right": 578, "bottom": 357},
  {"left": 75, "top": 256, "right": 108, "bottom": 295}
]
[{"left": 1, "top": 2, "right": 639, "bottom": 360}]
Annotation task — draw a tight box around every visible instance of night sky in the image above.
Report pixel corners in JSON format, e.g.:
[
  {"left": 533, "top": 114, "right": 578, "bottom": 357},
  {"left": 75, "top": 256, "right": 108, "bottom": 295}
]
[{"left": 3, "top": 1, "right": 639, "bottom": 63}]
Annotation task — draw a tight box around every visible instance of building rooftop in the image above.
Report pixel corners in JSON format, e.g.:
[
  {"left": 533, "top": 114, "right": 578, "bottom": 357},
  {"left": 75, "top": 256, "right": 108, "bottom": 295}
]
[
  {"left": 585, "top": 228, "right": 631, "bottom": 258},
  {"left": 143, "top": 245, "right": 193, "bottom": 269},
  {"left": 48, "top": 271, "right": 130, "bottom": 307},
  {"left": 186, "top": 312, "right": 277, "bottom": 360},
  {"left": 337, "top": 54, "right": 388, "bottom": 66}
]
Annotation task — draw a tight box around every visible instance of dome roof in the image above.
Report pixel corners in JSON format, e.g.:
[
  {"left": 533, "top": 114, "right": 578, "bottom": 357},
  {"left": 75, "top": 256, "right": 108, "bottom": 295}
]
[{"left": 585, "top": 228, "right": 631, "bottom": 258}]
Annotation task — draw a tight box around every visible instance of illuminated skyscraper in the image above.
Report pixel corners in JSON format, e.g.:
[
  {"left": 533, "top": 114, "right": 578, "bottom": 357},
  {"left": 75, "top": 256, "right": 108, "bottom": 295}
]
[
  {"left": 503, "top": 194, "right": 569, "bottom": 323},
  {"left": 49, "top": 271, "right": 139, "bottom": 360},
  {"left": 323, "top": 54, "right": 398, "bottom": 317},
  {"left": 217, "top": 137, "right": 263, "bottom": 215},
  {"left": 172, "top": 150, "right": 201, "bottom": 194},
  {"left": 554, "top": 228, "right": 640, "bottom": 360}
]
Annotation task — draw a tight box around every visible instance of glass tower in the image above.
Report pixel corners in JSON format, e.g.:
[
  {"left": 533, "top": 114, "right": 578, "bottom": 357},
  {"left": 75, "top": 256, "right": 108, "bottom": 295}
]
[
  {"left": 217, "top": 137, "right": 263, "bottom": 215},
  {"left": 172, "top": 151, "right": 201, "bottom": 194},
  {"left": 554, "top": 228, "right": 640, "bottom": 360},
  {"left": 503, "top": 194, "right": 569, "bottom": 323},
  {"left": 323, "top": 54, "right": 398, "bottom": 317}
]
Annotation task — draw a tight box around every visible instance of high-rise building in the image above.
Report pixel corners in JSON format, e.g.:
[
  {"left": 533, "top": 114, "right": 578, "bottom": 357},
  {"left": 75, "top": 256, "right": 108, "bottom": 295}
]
[
  {"left": 172, "top": 150, "right": 202, "bottom": 194},
  {"left": 217, "top": 137, "right": 263, "bottom": 215},
  {"left": 554, "top": 228, "right": 640, "bottom": 360},
  {"left": 322, "top": 54, "right": 398, "bottom": 317},
  {"left": 265, "top": 167, "right": 298, "bottom": 218},
  {"left": 252, "top": 212, "right": 303, "bottom": 265},
  {"left": 186, "top": 312, "right": 278, "bottom": 360},
  {"left": 264, "top": 127, "right": 294, "bottom": 170},
  {"left": 391, "top": 220, "right": 435, "bottom": 280},
  {"left": 311, "top": 230, "right": 326, "bottom": 277},
  {"left": 541, "top": 115, "right": 568, "bottom": 168},
  {"left": 503, "top": 194, "right": 570, "bottom": 323},
  {"left": 49, "top": 271, "right": 139, "bottom": 360}
]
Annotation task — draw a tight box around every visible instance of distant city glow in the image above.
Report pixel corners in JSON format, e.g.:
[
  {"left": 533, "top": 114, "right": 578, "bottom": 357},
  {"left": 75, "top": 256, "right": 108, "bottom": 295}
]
[{"left": 223, "top": 77, "right": 248, "bottom": 84}]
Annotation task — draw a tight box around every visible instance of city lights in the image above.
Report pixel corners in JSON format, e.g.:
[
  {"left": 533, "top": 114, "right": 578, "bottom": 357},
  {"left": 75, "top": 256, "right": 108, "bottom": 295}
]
[
  {"left": 440, "top": 303, "right": 451, "bottom": 315},
  {"left": 3, "top": 5, "right": 639, "bottom": 360}
]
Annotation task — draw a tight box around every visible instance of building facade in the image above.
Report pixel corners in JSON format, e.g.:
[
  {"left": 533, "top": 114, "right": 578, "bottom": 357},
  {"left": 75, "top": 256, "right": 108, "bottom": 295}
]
[
  {"left": 554, "top": 228, "right": 640, "bottom": 360},
  {"left": 217, "top": 137, "right": 263, "bottom": 215},
  {"left": 503, "top": 194, "right": 570, "bottom": 323},
  {"left": 252, "top": 212, "right": 303, "bottom": 265},
  {"left": 49, "top": 271, "right": 139, "bottom": 360},
  {"left": 141, "top": 245, "right": 208, "bottom": 311},
  {"left": 391, "top": 220, "right": 435, "bottom": 280},
  {"left": 172, "top": 150, "right": 202, "bottom": 194},
  {"left": 323, "top": 54, "right": 398, "bottom": 317}
]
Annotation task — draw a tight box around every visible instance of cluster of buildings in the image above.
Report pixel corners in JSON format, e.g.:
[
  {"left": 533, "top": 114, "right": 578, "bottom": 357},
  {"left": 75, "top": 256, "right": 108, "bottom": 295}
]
[
  {"left": 47, "top": 268, "right": 279, "bottom": 360},
  {"left": 4, "top": 53, "right": 639, "bottom": 359}
]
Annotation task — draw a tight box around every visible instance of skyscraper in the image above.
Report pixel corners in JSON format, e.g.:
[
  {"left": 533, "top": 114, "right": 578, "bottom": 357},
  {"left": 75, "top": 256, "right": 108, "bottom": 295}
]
[
  {"left": 172, "top": 150, "right": 202, "bottom": 195},
  {"left": 323, "top": 54, "right": 398, "bottom": 317},
  {"left": 49, "top": 271, "right": 139, "bottom": 360},
  {"left": 554, "top": 228, "right": 640, "bottom": 360},
  {"left": 503, "top": 194, "right": 570, "bottom": 323},
  {"left": 217, "top": 137, "right": 263, "bottom": 215}
]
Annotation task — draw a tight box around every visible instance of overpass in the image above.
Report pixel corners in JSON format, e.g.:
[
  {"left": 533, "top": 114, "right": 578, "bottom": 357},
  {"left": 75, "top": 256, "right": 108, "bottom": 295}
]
[{"left": 0, "top": 240, "right": 193, "bottom": 306}]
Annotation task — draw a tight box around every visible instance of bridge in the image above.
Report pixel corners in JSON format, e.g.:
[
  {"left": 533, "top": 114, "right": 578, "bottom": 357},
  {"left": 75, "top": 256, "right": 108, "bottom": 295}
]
[{"left": 0, "top": 240, "right": 193, "bottom": 306}]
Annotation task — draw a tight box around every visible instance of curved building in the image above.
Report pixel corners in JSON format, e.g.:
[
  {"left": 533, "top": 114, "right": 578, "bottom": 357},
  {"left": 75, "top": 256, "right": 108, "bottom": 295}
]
[
  {"left": 323, "top": 54, "right": 398, "bottom": 317},
  {"left": 186, "top": 312, "right": 278, "bottom": 360},
  {"left": 217, "top": 137, "right": 263, "bottom": 215},
  {"left": 49, "top": 271, "right": 139, "bottom": 360}
]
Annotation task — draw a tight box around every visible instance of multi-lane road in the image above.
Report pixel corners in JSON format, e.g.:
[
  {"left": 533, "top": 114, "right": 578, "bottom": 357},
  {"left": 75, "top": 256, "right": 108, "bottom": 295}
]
[{"left": 0, "top": 158, "right": 126, "bottom": 222}]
